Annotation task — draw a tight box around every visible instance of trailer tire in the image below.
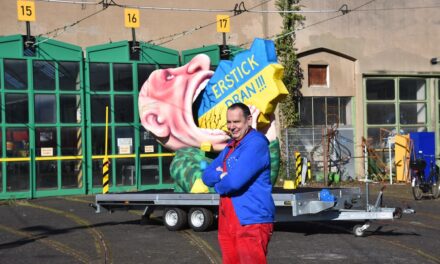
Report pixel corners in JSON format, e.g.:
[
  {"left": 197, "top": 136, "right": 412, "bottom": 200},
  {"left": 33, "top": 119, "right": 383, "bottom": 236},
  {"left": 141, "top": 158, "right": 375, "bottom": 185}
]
[
  {"left": 188, "top": 207, "right": 213, "bottom": 232},
  {"left": 163, "top": 207, "right": 187, "bottom": 231},
  {"left": 353, "top": 224, "right": 365, "bottom": 237},
  {"left": 393, "top": 207, "right": 402, "bottom": 219}
]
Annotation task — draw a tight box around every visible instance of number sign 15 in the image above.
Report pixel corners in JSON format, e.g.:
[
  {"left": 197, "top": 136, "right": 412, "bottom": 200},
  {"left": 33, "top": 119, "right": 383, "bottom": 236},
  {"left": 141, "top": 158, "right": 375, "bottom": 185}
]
[{"left": 17, "top": 0, "right": 35, "bottom": 22}]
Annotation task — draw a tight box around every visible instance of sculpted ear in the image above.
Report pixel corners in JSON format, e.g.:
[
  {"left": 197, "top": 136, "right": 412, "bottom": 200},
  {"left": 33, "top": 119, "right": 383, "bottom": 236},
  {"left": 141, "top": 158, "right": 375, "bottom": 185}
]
[
  {"left": 248, "top": 105, "right": 260, "bottom": 129},
  {"left": 261, "top": 113, "right": 277, "bottom": 142},
  {"left": 139, "top": 100, "right": 170, "bottom": 138}
]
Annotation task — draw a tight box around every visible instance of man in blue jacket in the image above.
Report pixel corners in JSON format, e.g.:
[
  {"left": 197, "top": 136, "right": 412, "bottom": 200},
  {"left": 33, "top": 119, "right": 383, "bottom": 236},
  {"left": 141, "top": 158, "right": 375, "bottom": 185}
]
[{"left": 202, "top": 103, "right": 275, "bottom": 264}]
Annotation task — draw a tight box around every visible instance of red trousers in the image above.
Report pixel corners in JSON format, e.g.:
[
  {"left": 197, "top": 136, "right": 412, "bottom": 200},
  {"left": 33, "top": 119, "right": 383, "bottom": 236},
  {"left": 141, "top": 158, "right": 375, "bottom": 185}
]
[{"left": 218, "top": 197, "right": 273, "bottom": 264}]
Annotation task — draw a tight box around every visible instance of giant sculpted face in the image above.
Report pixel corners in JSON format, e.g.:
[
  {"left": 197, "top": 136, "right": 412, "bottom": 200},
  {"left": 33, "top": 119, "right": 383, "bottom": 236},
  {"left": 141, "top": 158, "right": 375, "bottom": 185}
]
[
  {"left": 138, "top": 54, "right": 230, "bottom": 152},
  {"left": 139, "top": 39, "right": 286, "bottom": 192}
]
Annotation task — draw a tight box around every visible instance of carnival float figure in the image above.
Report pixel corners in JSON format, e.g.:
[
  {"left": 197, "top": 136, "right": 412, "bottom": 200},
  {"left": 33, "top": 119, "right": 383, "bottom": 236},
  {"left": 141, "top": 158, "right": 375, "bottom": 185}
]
[{"left": 138, "top": 39, "right": 287, "bottom": 193}]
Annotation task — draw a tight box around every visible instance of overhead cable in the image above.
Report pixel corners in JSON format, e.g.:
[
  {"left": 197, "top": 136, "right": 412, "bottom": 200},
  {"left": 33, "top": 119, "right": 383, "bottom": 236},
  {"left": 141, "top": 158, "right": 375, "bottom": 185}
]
[
  {"left": 150, "top": 0, "right": 271, "bottom": 45},
  {"left": 31, "top": 0, "right": 433, "bottom": 49},
  {"left": 34, "top": 6, "right": 108, "bottom": 46},
  {"left": 235, "top": 0, "right": 377, "bottom": 50},
  {"left": 114, "top": 4, "right": 231, "bottom": 13},
  {"left": 248, "top": 9, "right": 342, "bottom": 14},
  {"left": 32, "top": 0, "right": 440, "bottom": 13},
  {"left": 33, "top": 0, "right": 346, "bottom": 14},
  {"left": 35, "top": 0, "right": 101, "bottom": 5},
  {"left": 351, "top": 4, "right": 440, "bottom": 12}
]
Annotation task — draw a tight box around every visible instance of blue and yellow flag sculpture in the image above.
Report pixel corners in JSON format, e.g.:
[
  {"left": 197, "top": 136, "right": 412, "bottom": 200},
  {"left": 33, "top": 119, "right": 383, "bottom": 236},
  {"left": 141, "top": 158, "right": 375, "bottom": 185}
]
[{"left": 196, "top": 38, "right": 288, "bottom": 130}]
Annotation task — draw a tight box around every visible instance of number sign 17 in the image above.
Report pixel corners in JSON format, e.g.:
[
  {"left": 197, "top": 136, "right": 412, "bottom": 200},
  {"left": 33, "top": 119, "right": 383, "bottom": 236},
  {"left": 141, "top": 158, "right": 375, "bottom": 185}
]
[{"left": 216, "top": 15, "right": 230, "bottom": 33}]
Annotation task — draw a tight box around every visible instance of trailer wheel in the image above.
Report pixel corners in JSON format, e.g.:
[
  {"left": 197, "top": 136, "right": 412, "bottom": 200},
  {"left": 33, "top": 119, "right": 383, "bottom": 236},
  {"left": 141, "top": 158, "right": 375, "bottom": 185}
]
[
  {"left": 353, "top": 224, "right": 365, "bottom": 237},
  {"left": 188, "top": 208, "right": 213, "bottom": 232},
  {"left": 163, "top": 208, "right": 187, "bottom": 231},
  {"left": 393, "top": 207, "right": 403, "bottom": 219}
]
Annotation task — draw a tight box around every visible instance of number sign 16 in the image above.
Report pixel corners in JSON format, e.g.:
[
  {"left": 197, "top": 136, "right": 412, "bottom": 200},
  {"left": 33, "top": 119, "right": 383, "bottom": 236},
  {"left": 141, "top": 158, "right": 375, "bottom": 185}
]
[{"left": 125, "top": 8, "right": 140, "bottom": 28}]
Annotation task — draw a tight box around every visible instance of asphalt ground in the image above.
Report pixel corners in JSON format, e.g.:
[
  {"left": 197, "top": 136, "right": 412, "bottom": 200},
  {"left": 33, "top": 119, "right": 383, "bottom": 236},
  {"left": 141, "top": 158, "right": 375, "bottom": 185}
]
[{"left": 0, "top": 183, "right": 439, "bottom": 264}]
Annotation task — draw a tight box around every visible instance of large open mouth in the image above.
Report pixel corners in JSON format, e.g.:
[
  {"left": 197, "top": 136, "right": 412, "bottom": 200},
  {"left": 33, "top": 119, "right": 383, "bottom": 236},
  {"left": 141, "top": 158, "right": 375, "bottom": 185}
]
[
  {"left": 192, "top": 79, "right": 208, "bottom": 127},
  {"left": 187, "top": 70, "right": 229, "bottom": 142},
  {"left": 139, "top": 57, "right": 231, "bottom": 151}
]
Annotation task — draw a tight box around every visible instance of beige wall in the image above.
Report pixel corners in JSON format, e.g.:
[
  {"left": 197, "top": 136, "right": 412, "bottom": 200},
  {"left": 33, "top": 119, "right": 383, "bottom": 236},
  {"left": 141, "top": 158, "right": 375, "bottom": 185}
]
[
  {"left": 3, "top": 0, "right": 438, "bottom": 88},
  {"left": 297, "top": 0, "right": 440, "bottom": 73},
  {"left": 6, "top": 1, "right": 436, "bottom": 71},
  {"left": 1, "top": 0, "right": 279, "bottom": 51}
]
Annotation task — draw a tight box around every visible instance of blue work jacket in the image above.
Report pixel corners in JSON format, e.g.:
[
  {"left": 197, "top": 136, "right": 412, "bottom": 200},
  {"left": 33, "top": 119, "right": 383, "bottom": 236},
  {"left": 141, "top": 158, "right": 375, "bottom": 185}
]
[{"left": 202, "top": 129, "right": 275, "bottom": 225}]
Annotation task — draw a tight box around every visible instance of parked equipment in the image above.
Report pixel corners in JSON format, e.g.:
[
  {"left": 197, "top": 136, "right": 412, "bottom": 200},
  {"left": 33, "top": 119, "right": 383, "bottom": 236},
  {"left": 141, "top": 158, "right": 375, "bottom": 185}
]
[
  {"left": 410, "top": 153, "right": 440, "bottom": 200},
  {"left": 93, "top": 186, "right": 402, "bottom": 237}
]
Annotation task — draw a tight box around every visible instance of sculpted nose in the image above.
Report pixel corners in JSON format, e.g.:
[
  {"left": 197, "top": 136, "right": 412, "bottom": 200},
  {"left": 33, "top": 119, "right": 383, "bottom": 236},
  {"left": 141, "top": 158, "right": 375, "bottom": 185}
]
[{"left": 187, "top": 54, "right": 211, "bottom": 74}]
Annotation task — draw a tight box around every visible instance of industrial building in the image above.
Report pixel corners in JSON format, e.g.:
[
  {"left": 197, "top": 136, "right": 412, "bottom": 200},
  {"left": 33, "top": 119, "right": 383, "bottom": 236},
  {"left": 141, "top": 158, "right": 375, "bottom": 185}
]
[{"left": 0, "top": 0, "right": 439, "bottom": 199}]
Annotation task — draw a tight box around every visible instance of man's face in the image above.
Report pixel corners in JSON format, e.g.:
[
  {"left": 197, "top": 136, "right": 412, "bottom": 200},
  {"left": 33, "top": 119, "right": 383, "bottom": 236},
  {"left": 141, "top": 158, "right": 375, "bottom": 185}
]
[{"left": 227, "top": 108, "right": 252, "bottom": 141}]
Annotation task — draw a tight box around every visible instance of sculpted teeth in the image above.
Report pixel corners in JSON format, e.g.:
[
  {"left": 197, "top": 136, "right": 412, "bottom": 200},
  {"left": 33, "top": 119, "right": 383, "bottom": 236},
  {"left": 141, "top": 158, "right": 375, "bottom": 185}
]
[
  {"left": 200, "top": 128, "right": 226, "bottom": 135},
  {"left": 193, "top": 79, "right": 209, "bottom": 103}
]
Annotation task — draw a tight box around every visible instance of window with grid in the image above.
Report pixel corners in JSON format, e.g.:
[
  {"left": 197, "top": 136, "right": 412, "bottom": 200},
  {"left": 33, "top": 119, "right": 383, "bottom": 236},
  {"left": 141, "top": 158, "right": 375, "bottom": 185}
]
[
  {"left": 298, "top": 97, "right": 352, "bottom": 127},
  {"left": 365, "top": 77, "right": 428, "bottom": 148}
]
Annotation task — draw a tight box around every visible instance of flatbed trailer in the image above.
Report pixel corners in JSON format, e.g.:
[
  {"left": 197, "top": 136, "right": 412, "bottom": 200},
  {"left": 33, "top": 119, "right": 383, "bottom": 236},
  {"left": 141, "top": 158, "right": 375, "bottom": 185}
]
[{"left": 94, "top": 186, "right": 402, "bottom": 237}]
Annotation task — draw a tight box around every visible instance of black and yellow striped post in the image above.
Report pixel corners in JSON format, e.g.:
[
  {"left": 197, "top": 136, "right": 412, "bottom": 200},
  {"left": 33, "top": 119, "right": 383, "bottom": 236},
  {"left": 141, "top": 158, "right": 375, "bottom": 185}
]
[
  {"left": 102, "top": 157, "right": 110, "bottom": 193},
  {"left": 294, "top": 151, "right": 302, "bottom": 188},
  {"left": 76, "top": 97, "right": 83, "bottom": 188},
  {"left": 103, "top": 106, "right": 110, "bottom": 194},
  {"left": 76, "top": 127, "right": 83, "bottom": 188}
]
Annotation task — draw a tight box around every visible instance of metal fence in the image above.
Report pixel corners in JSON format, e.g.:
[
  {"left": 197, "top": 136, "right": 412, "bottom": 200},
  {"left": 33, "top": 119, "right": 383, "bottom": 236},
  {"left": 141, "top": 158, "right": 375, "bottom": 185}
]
[{"left": 283, "top": 127, "right": 355, "bottom": 182}]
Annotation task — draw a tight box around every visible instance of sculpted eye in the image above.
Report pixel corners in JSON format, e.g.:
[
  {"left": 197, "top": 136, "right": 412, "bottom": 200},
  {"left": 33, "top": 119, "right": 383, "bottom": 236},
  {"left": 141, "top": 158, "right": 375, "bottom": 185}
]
[{"left": 165, "top": 70, "right": 174, "bottom": 81}]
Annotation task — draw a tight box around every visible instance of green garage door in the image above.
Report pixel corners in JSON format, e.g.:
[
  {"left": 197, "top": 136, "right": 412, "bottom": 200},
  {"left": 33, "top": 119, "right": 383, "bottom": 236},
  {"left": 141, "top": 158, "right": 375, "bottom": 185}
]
[
  {"left": 0, "top": 34, "right": 85, "bottom": 199},
  {"left": 85, "top": 40, "right": 179, "bottom": 194}
]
